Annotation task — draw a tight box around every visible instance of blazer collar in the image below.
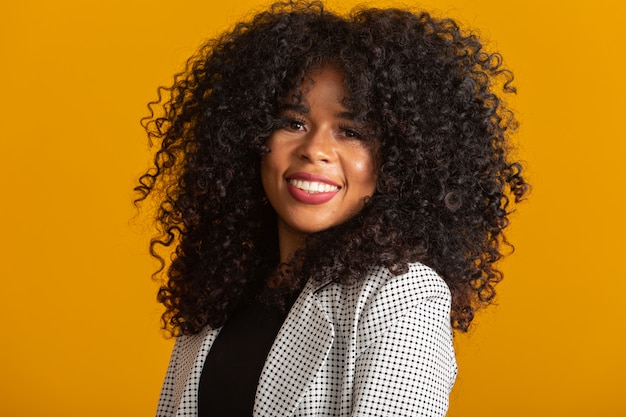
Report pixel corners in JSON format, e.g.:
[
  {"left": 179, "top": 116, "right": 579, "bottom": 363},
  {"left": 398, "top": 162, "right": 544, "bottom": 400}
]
[
  {"left": 253, "top": 277, "right": 334, "bottom": 416},
  {"left": 172, "top": 326, "right": 220, "bottom": 417}
]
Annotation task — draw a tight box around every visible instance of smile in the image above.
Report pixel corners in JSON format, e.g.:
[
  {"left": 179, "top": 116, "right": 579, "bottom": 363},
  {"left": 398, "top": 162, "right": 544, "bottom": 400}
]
[{"left": 287, "top": 179, "right": 340, "bottom": 194}]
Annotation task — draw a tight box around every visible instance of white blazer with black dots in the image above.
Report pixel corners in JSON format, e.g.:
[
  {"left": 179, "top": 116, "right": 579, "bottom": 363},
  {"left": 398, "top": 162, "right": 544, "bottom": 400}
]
[{"left": 156, "top": 262, "right": 457, "bottom": 417}]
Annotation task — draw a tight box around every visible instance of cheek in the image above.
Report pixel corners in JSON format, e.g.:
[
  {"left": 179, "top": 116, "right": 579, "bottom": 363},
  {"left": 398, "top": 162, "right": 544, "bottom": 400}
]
[
  {"left": 260, "top": 151, "right": 273, "bottom": 191},
  {"left": 352, "top": 151, "right": 378, "bottom": 191},
  {"left": 261, "top": 138, "right": 276, "bottom": 175},
  {"left": 261, "top": 158, "right": 276, "bottom": 195},
  {"left": 353, "top": 158, "right": 374, "bottom": 176},
  {"left": 261, "top": 139, "right": 286, "bottom": 195}
]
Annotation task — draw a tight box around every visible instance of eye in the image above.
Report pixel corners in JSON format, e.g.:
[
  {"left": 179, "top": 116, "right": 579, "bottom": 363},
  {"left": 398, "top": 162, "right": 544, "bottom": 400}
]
[
  {"left": 288, "top": 120, "right": 305, "bottom": 131},
  {"left": 339, "top": 124, "right": 363, "bottom": 140},
  {"left": 279, "top": 116, "right": 307, "bottom": 132},
  {"left": 344, "top": 129, "right": 359, "bottom": 138}
]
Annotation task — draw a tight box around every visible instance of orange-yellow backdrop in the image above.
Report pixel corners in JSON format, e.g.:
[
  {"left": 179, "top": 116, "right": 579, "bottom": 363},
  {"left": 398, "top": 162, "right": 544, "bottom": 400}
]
[{"left": 1, "top": 0, "right": 624, "bottom": 415}]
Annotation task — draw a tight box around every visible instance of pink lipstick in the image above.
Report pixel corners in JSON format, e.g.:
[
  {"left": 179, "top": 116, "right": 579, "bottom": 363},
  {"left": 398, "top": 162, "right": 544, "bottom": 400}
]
[{"left": 286, "top": 172, "right": 341, "bottom": 204}]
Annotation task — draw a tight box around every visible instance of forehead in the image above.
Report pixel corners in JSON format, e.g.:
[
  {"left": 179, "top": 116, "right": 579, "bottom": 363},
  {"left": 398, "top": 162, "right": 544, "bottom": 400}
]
[
  {"left": 304, "top": 66, "right": 346, "bottom": 99},
  {"left": 286, "top": 65, "right": 350, "bottom": 108}
]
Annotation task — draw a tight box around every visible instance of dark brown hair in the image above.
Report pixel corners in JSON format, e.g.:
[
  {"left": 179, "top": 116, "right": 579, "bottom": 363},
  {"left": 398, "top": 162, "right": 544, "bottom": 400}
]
[{"left": 136, "top": 0, "right": 529, "bottom": 335}]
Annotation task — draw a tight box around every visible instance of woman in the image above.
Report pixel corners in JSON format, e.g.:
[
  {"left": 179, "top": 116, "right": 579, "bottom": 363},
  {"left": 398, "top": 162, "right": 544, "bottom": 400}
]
[{"left": 136, "top": 1, "right": 528, "bottom": 416}]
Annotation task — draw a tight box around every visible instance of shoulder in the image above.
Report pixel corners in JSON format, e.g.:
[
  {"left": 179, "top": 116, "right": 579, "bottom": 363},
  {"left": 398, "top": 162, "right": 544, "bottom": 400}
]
[
  {"left": 316, "top": 262, "right": 452, "bottom": 352},
  {"left": 359, "top": 262, "right": 450, "bottom": 304},
  {"left": 335, "top": 262, "right": 451, "bottom": 315},
  {"left": 317, "top": 262, "right": 449, "bottom": 301}
]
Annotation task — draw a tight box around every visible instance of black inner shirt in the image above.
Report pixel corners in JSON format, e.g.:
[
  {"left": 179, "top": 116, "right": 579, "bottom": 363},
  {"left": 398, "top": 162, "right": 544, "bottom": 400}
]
[{"left": 198, "top": 299, "right": 288, "bottom": 417}]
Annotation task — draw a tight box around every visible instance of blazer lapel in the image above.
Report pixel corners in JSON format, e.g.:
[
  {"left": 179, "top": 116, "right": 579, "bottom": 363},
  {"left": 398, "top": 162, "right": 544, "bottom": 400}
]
[
  {"left": 173, "top": 326, "right": 221, "bottom": 417},
  {"left": 254, "top": 278, "right": 334, "bottom": 416}
]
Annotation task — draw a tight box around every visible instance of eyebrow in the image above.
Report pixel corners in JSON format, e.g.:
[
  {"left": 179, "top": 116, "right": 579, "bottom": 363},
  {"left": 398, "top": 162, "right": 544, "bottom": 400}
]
[
  {"left": 281, "top": 103, "right": 309, "bottom": 115},
  {"left": 335, "top": 110, "right": 356, "bottom": 120},
  {"left": 280, "top": 104, "right": 356, "bottom": 120}
]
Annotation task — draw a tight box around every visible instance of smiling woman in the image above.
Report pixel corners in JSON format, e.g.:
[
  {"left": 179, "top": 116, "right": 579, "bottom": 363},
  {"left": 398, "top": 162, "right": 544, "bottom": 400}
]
[
  {"left": 135, "top": 1, "right": 528, "bottom": 416},
  {"left": 262, "top": 66, "right": 378, "bottom": 260}
]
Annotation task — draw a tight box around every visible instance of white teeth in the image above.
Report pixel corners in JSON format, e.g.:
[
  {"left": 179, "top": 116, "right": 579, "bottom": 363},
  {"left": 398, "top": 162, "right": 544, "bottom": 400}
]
[{"left": 288, "top": 179, "right": 340, "bottom": 193}]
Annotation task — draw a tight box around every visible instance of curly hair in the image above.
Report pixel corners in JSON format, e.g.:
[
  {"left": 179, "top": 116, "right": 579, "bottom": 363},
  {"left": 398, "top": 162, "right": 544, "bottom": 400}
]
[{"left": 136, "top": 0, "right": 528, "bottom": 335}]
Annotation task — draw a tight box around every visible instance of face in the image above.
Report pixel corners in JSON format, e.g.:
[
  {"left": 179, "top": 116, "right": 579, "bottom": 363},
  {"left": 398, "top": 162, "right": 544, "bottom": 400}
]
[{"left": 261, "top": 66, "right": 378, "bottom": 255}]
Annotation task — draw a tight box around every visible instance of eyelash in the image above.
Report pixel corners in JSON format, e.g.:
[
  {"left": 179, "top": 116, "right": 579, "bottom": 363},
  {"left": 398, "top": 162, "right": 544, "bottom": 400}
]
[
  {"left": 280, "top": 116, "right": 364, "bottom": 140},
  {"left": 285, "top": 117, "right": 307, "bottom": 131},
  {"left": 338, "top": 124, "right": 363, "bottom": 140}
]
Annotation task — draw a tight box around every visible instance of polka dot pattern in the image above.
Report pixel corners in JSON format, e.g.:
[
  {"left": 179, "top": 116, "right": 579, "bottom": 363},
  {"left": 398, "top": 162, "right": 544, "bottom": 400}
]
[{"left": 156, "top": 262, "right": 457, "bottom": 416}]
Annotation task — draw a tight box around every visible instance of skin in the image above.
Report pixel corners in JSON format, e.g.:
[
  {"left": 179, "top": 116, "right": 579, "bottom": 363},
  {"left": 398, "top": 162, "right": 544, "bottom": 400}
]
[{"left": 261, "top": 66, "right": 378, "bottom": 262}]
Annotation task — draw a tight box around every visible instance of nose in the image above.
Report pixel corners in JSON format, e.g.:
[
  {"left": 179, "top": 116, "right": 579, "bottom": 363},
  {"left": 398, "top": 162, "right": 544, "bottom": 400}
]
[{"left": 297, "top": 128, "right": 335, "bottom": 163}]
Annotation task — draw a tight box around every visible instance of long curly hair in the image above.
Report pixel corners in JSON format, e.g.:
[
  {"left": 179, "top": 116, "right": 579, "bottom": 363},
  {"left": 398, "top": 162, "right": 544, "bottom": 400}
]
[{"left": 136, "top": 0, "right": 529, "bottom": 335}]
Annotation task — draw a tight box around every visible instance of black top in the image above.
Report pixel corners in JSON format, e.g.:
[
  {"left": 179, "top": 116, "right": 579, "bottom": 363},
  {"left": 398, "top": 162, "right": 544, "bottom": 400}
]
[{"left": 198, "top": 299, "right": 288, "bottom": 417}]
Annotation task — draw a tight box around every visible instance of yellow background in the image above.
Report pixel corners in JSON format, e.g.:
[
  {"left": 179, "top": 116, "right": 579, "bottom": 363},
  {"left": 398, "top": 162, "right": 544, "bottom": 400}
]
[{"left": 1, "top": 0, "right": 624, "bottom": 415}]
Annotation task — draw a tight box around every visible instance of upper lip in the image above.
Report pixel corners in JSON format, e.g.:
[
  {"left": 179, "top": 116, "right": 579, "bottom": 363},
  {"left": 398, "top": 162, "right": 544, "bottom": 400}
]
[{"left": 286, "top": 172, "right": 341, "bottom": 187}]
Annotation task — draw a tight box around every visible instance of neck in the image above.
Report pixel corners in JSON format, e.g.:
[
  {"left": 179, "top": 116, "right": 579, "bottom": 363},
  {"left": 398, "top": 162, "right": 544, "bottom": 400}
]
[{"left": 276, "top": 220, "right": 306, "bottom": 263}]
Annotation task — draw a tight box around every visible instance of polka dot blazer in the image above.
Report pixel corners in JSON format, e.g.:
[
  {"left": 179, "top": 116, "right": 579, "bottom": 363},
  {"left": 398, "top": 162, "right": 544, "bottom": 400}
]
[{"left": 156, "top": 262, "right": 457, "bottom": 416}]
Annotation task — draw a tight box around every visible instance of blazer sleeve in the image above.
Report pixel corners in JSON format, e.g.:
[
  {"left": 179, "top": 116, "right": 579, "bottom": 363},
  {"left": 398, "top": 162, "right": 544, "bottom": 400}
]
[
  {"left": 156, "top": 327, "right": 217, "bottom": 417},
  {"left": 350, "top": 285, "right": 457, "bottom": 416},
  {"left": 156, "top": 337, "right": 181, "bottom": 417}
]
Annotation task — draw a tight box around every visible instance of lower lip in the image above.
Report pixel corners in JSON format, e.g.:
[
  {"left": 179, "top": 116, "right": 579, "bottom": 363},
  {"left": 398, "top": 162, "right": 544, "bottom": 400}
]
[{"left": 287, "top": 183, "right": 339, "bottom": 204}]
